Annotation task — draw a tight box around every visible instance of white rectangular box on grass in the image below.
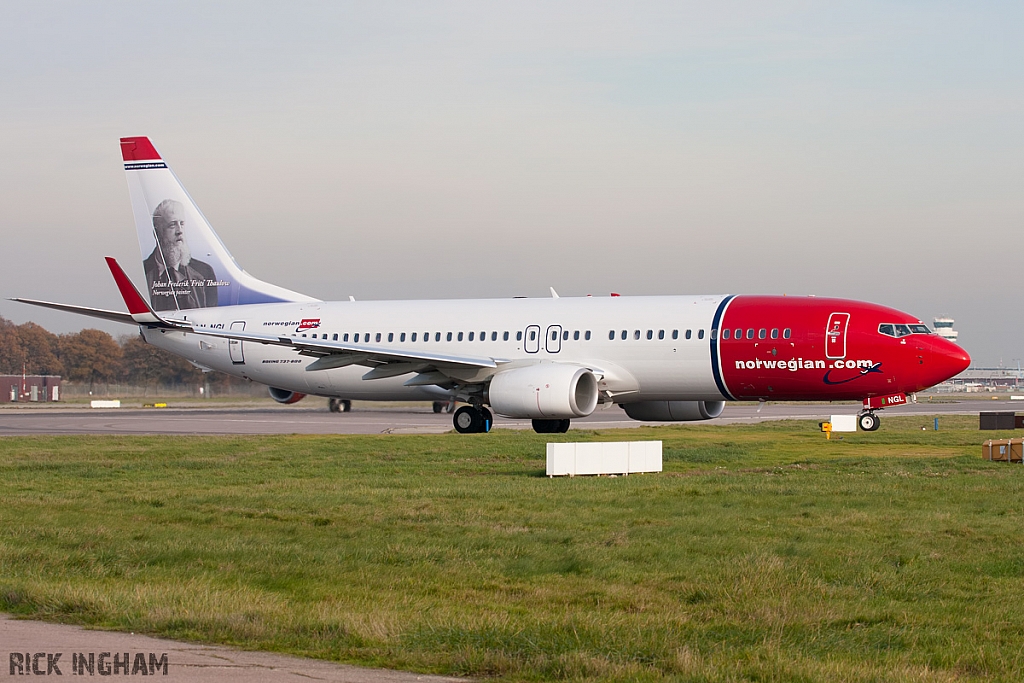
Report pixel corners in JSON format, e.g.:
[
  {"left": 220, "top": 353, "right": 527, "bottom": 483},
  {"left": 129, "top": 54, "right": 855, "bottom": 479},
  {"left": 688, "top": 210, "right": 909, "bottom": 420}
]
[
  {"left": 546, "top": 441, "right": 662, "bottom": 477},
  {"left": 90, "top": 400, "right": 121, "bottom": 408},
  {"left": 830, "top": 414, "right": 858, "bottom": 432}
]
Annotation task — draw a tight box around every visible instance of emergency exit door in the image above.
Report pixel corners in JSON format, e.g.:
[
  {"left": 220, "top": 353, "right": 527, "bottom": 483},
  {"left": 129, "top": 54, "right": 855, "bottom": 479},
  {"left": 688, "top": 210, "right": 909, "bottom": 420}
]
[
  {"left": 229, "top": 321, "right": 245, "bottom": 364},
  {"left": 825, "top": 312, "right": 850, "bottom": 359}
]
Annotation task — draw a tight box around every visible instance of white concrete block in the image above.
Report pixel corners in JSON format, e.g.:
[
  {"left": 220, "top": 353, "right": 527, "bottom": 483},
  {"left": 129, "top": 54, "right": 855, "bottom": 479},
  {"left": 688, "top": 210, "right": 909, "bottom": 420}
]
[
  {"left": 90, "top": 400, "right": 121, "bottom": 409},
  {"left": 830, "top": 414, "right": 858, "bottom": 432},
  {"left": 546, "top": 441, "right": 662, "bottom": 476}
]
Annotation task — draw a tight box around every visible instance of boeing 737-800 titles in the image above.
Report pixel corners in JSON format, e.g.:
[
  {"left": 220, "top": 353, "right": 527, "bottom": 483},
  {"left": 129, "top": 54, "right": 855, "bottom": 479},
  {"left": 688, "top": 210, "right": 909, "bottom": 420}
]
[{"left": 14, "top": 137, "right": 970, "bottom": 433}]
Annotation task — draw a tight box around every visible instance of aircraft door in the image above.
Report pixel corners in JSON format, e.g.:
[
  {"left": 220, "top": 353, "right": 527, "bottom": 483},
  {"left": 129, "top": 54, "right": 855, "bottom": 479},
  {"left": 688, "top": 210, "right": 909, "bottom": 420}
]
[
  {"left": 229, "top": 321, "right": 245, "bottom": 364},
  {"left": 524, "top": 325, "right": 540, "bottom": 353},
  {"left": 546, "top": 325, "right": 562, "bottom": 353},
  {"left": 825, "top": 312, "right": 850, "bottom": 359}
]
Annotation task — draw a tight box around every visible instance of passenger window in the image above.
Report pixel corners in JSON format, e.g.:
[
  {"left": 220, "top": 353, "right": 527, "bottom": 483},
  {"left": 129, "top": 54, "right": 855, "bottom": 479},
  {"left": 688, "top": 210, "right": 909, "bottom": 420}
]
[
  {"left": 480, "top": 331, "right": 486, "bottom": 340},
  {"left": 609, "top": 330, "right": 615, "bottom": 340},
  {"left": 783, "top": 328, "right": 791, "bottom": 339},
  {"left": 353, "top": 333, "right": 359, "bottom": 342},
  {"left": 758, "top": 329, "right": 766, "bottom": 339},
  {"left": 301, "top": 333, "right": 307, "bottom": 337},
  {"left": 711, "top": 329, "right": 718, "bottom": 340},
  {"left": 388, "top": 332, "right": 394, "bottom": 342},
  {"left": 646, "top": 330, "right": 653, "bottom": 340},
  {"left": 529, "top": 329, "right": 536, "bottom": 341},
  {"left": 573, "top": 330, "right": 580, "bottom": 341},
  {"left": 435, "top": 332, "right": 441, "bottom": 342},
  {"left": 411, "top": 332, "right": 417, "bottom": 342},
  {"left": 735, "top": 328, "right": 742, "bottom": 339},
  {"left": 551, "top": 330, "right": 557, "bottom": 341},
  {"left": 585, "top": 331, "right": 591, "bottom": 340},
  {"left": 343, "top": 333, "right": 349, "bottom": 342},
  {"left": 621, "top": 330, "right": 627, "bottom": 340},
  {"left": 672, "top": 330, "right": 678, "bottom": 340},
  {"left": 503, "top": 331, "right": 509, "bottom": 341},
  {"left": 770, "top": 328, "right": 778, "bottom": 339},
  {"left": 685, "top": 329, "right": 691, "bottom": 339},
  {"left": 722, "top": 328, "right": 730, "bottom": 340},
  {"left": 746, "top": 329, "right": 754, "bottom": 340},
  {"left": 376, "top": 333, "right": 382, "bottom": 342},
  {"left": 563, "top": 330, "right": 569, "bottom": 341},
  {"left": 634, "top": 330, "right": 641, "bottom": 340},
  {"left": 516, "top": 331, "right": 522, "bottom": 341},
  {"left": 468, "top": 331, "right": 474, "bottom": 341},
  {"left": 491, "top": 331, "right": 497, "bottom": 341},
  {"left": 333, "top": 333, "right": 338, "bottom": 341},
  {"left": 398, "top": 332, "right": 404, "bottom": 342},
  {"left": 698, "top": 329, "right": 704, "bottom": 339},
  {"left": 658, "top": 329, "right": 665, "bottom": 340}
]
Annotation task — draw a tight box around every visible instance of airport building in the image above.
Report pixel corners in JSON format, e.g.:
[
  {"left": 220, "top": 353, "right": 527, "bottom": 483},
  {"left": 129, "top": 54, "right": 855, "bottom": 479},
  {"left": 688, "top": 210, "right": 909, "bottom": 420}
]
[
  {"left": 1, "top": 375, "right": 62, "bottom": 403},
  {"left": 934, "top": 317, "right": 958, "bottom": 343}
]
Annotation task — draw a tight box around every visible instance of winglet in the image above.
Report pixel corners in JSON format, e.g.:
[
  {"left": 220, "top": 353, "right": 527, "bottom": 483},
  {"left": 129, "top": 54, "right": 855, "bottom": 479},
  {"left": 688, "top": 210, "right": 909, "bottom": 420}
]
[{"left": 104, "top": 257, "right": 165, "bottom": 324}]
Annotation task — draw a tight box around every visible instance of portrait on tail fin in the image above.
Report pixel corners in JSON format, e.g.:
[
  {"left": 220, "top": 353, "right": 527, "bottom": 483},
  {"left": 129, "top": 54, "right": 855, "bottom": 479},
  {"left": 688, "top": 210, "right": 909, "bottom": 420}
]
[{"left": 142, "top": 199, "right": 219, "bottom": 311}]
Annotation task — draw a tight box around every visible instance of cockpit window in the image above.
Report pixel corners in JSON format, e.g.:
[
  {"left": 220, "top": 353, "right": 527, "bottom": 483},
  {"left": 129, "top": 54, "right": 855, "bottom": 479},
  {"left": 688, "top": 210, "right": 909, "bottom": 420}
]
[{"left": 879, "top": 323, "right": 931, "bottom": 338}]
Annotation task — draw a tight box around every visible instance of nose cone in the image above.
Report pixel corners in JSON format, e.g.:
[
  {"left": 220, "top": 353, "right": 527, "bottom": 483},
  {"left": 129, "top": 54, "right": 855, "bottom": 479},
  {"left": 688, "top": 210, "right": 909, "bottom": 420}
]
[{"left": 922, "top": 337, "right": 970, "bottom": 388}]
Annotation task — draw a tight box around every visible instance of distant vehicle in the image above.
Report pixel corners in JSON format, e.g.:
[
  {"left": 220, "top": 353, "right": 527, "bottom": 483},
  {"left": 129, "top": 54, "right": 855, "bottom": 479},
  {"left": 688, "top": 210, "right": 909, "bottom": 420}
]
[{"left": 15, "top": 137, "right": 970, "bottom": 433}]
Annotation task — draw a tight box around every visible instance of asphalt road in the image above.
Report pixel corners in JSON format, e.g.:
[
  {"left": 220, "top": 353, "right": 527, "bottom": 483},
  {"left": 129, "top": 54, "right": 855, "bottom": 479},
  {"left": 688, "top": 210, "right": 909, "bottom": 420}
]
[
  {"left": 0, "top": 615, "right": 464, "bottom": 682},
  {"left": 0, "top": 399, "right": 1010, "bottom": 436}
]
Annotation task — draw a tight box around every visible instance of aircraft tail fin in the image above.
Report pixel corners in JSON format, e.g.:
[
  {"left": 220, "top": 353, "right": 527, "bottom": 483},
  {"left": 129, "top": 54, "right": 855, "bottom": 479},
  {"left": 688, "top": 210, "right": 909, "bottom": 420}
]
[{"left": 120, "top": 136, "right": 317, "bottom": 312}]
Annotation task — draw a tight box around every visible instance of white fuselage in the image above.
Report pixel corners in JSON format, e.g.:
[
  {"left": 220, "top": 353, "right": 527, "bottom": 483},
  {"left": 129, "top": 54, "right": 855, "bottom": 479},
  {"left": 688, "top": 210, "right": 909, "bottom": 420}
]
[{"left": 143, "top": 294, "right": 729, "bottom": 402}]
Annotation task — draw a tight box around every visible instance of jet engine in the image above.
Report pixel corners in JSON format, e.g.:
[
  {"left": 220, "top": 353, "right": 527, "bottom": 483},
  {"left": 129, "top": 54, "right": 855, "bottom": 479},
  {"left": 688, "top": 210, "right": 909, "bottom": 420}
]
[
  {"left": 488, "top": 364, "right": 599, "bottom": 419},
  {"left": 268, "top": 387, "right": 306, "bottom": 404},
  {"left": 623, "top": 400, "right": 725, "bottom": 422}
]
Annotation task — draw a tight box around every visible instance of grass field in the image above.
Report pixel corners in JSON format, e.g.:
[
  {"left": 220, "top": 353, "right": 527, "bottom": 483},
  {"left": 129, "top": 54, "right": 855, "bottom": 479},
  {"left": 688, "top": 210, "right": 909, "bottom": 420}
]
[{"left": 1, "top": 417, "right": 1023, "bottom": 681}]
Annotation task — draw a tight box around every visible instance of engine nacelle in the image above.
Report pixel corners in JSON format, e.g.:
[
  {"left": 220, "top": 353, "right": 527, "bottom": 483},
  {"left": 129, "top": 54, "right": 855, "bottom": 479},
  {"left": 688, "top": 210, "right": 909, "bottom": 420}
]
[
  {"left": 623, "top": 400, "right": 725, "bottom": 422},
  {"left": 268, "top": 387, "right": 306, "bottom": 404},
  {"left": 488, "top": 364, "right": 599, "bottom": 419}
]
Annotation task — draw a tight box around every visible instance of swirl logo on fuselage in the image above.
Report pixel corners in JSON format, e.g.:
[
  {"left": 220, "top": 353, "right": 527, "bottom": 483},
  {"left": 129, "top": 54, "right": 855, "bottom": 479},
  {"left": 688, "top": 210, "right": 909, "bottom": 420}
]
[{"left": 822, "top": 362, "right": 883, "bottom": 385}]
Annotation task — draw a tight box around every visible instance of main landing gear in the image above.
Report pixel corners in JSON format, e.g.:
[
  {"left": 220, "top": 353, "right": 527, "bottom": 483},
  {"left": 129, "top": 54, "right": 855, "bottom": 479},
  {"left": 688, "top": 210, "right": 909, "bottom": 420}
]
[
  {"left": 532, "top": 419, "right": 570, "bottom": 434},
  {"left": 453, "top": 406, "right": 493, "bottom": 433},
  {"left": 858, "top": 412, "right": 880, "bottom": 431},
  {"left": 328, "top": 399, "right": 351, "bottom": 413},
  {"left": 433, "top": 400, "right": 456, "bottom": 414}
]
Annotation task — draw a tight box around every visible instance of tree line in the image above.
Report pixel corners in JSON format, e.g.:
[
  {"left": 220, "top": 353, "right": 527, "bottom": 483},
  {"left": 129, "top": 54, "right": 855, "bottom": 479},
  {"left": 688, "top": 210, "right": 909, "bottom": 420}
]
[{"left": 0, "top": 316, "right": 242, "bottom": 390}]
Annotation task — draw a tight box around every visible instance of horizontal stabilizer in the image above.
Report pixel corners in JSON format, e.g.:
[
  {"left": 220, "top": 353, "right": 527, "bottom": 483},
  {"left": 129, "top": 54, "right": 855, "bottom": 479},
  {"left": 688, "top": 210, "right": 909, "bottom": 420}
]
[{"left": 9, "top": 298, "right": 138, "bottom": 325}]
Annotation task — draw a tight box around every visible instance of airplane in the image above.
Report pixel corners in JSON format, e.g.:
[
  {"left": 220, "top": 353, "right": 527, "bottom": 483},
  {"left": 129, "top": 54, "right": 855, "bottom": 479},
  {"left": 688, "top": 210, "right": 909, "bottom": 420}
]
[{"left": 13, "top": 137, "right": 970, "bottom": 434}]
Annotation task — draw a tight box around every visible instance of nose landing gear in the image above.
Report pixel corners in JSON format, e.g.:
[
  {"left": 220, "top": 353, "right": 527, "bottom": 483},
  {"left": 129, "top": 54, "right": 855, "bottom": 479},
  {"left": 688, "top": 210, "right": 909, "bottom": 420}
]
[
  {"left": 328, "top": 399, "right": 351, "bottom": 413},
  {"left": 858, "top": 412, "right": 880, "bottom": 431}
]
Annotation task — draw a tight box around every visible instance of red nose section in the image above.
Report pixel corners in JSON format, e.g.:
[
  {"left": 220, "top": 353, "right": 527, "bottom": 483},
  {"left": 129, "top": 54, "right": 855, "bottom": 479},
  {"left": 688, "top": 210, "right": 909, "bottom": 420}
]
[{"left": 923, "top": 338, "right": 970, "bottom": 388}]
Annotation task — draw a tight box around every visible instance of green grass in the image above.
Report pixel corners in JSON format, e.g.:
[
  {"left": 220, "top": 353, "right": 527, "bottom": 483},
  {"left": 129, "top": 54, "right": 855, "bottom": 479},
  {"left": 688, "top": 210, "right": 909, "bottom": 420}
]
[{"left": 1, "top": 417, "right": 1023, "bottom": 681}]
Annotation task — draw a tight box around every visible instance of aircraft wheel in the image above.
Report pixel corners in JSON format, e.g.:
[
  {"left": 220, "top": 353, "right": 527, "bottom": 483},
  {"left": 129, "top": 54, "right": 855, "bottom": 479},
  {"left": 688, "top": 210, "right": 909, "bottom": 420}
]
[
  {"left": 859, "top": 412, "right": 880, "bottom": 431},
  {"left": 433, "top": 401, "right": 444, "bottom": 414},
  {"left": 454, "top": 406, "right": 483, "bottom": 434},
  {"left": 341, "top": 400, "right": 351, "bottom": 412},
  {"left": 532, "top": 419, "right": 562, "bottom": 434},
  {"left": 479, "top": 407, "right": 493, "bottom": 433},
  {"left": 328, "top": 398, "right": 340, "bottom": 413}
]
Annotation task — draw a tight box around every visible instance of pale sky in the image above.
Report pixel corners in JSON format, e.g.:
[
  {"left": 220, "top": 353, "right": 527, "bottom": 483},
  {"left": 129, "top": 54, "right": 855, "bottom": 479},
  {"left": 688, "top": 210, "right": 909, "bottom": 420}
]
[{"left": 1, "top": 2, "right": 1021, "bottom": 366}]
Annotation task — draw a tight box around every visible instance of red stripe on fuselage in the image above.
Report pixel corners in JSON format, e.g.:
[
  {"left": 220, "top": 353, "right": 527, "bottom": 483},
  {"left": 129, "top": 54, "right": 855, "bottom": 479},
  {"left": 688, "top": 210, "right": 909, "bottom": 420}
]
[{"left": 718, "top": 296, "right": 969, "bottom": 401}]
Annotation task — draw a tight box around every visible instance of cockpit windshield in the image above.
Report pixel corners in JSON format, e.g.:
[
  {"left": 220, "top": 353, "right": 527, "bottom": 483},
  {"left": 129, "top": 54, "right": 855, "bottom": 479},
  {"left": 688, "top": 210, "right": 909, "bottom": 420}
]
[{"left": 878, "top": 323, "right": 931, "bottom": 338}]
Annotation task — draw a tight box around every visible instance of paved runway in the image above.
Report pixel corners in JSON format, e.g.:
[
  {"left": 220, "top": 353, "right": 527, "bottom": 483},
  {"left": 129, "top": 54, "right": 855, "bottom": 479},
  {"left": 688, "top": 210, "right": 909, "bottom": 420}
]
[{"left": 0, "top": 399, "right": 1007, "bottom": 436}]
